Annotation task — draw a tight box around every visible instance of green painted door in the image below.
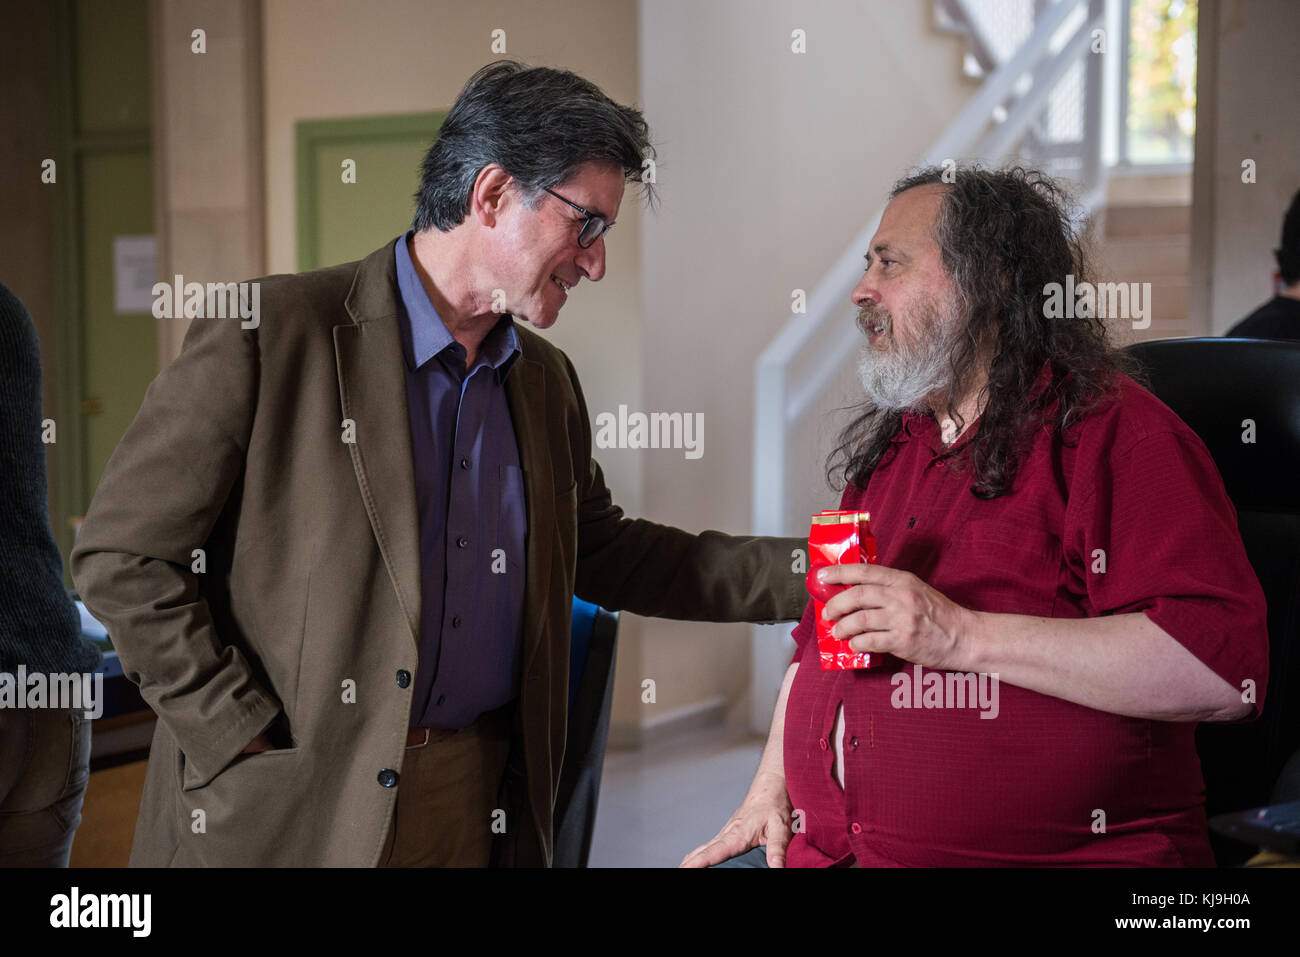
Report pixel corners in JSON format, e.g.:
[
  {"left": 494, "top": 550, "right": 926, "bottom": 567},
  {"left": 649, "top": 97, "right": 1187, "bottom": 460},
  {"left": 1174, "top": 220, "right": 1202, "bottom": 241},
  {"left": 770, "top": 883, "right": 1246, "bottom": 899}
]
[
  {"left": 80, "top": 152, "right": 155, "bottom": 506},
  {"left": 55, "top": 0, "right": 155, "bottom": 558},
  {"left": 296, "top": 113, "right": 445, "bottom": 270}
]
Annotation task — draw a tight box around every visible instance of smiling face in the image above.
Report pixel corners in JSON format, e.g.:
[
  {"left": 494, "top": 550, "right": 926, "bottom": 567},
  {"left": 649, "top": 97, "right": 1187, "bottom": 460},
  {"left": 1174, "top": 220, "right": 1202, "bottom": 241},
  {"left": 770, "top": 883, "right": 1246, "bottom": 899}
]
[
  {"left": 485, "top": 161, "right": 626, "bottom": 330},
  {"left": 851, "top": 184, "right": 966, "bottom": 411}
]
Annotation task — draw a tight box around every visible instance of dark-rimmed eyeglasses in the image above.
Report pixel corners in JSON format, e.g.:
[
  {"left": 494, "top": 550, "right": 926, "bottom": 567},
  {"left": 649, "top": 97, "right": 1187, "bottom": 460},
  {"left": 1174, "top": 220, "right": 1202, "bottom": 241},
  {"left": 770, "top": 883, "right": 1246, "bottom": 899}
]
[{"left": 543, "top": 187, "right": 612, "bottom": 249}]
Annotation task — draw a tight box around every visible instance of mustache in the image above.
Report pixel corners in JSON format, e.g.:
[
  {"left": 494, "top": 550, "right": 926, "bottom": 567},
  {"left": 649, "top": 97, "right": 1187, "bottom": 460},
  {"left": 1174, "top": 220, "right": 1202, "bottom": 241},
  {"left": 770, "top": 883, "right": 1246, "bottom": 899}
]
[{"left": 855, "top": 303, "right": 891, "bottom": 336}]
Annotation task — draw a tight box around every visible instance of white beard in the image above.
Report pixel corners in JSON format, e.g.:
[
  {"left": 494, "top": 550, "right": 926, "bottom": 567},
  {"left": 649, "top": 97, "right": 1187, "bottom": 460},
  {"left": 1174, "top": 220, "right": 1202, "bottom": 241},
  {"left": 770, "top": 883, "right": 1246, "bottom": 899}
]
[{"left": 856, "top": 299, "right": 960, "bottom": 412}]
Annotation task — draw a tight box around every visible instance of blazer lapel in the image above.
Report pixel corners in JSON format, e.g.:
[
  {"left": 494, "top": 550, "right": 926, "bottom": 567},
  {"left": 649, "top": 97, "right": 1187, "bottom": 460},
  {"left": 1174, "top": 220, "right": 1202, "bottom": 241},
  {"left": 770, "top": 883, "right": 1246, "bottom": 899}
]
[
  {"left": 333, "top": 243, "right": 422, "bottom": 649},
  {"left": 505, "top": 351, "right": 554, "bottom": 672}
]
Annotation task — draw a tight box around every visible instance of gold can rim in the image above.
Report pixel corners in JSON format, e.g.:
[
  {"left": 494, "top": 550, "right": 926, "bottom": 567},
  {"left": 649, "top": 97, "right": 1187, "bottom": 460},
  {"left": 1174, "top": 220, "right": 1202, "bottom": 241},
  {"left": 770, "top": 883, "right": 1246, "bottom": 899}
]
[{"left": 810, "top": 511, "right": 872, "bottom": 525}]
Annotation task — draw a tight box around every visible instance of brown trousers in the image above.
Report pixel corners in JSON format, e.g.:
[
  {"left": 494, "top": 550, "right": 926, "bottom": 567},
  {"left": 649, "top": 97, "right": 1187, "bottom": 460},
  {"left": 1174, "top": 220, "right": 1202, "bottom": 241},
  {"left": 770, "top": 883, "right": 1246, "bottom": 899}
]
[{"left": 378, "top": 705, "right": 513, "bottom": 867}]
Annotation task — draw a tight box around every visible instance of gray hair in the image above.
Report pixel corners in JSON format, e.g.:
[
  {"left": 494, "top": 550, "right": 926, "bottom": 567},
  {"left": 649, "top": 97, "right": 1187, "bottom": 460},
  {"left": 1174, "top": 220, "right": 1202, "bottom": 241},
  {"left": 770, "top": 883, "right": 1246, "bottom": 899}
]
[{"left": 412, "top": 60, "right": 655, "bottom": 232}]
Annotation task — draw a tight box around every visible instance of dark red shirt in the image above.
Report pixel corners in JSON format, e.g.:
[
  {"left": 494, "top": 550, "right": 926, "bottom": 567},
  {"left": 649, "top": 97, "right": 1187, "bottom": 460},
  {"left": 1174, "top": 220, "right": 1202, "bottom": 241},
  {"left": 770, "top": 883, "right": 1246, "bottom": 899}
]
[{"left": 784, "top": 366, "right": 1269, "bottom": 867}]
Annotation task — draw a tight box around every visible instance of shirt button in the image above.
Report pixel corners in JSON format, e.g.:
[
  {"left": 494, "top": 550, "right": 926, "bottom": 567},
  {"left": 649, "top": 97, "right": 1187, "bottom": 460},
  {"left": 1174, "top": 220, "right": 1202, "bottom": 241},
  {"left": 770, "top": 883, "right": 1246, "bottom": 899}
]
[
  {"left": 377, "top": 769, "right": 399, "bottom": 788},
  {"left": 850, "top": 736, "right": 859, "bottom": 749},
  {"left": 457, "top": 536, "right": 469, "bottom": 548},
  {"left": 460, "top": 457, "right": 471, "bottom": 470},
  {"left": 850, "top": 822, "right": 862, "bottom": 835},
  {"left": 819, "top": 737, "right": 828, "bottom": 751},
  {"left": 451, "top": 615, "right": 462, "bottom": 628},
  {"left": 395, "top": 669, "right": 411, "bottom": 688}
]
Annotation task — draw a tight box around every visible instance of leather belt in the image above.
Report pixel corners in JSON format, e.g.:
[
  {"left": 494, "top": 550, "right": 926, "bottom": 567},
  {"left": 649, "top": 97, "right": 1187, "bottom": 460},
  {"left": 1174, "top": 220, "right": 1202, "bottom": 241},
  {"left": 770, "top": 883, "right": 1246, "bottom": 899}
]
[{"left": 406, "top": 727, "right": 459, "bottom": 748}]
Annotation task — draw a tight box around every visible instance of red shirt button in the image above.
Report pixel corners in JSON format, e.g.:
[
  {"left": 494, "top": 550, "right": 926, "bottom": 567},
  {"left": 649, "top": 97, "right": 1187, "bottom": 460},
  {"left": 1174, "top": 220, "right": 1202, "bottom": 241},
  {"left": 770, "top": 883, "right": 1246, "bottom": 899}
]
[
  {"left": 850, "top": 823, "right": 862, "bottom": 835},
  {"left": 819, "top": 737, "right": 829, "bottom": 750}
]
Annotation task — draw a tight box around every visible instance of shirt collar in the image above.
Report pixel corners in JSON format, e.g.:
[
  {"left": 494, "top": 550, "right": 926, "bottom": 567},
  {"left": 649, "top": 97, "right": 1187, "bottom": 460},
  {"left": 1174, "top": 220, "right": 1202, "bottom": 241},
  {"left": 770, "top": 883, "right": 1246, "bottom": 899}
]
[{"left": 394, "top": 231, "right": 521, "bottom": 381}]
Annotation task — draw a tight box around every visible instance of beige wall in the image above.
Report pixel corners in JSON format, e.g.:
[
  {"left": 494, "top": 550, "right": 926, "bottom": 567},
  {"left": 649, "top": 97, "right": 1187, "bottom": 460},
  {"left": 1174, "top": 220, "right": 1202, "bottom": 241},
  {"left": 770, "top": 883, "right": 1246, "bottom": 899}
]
[
  {"left": 1191, "top": 0, "right": 1300, "bottom": 335},
  {"left": 153, "top": 0, "right": 265, "bottom": 366},
  {"left": 636, "top": 0, "right": 975, "bottom": 728}
]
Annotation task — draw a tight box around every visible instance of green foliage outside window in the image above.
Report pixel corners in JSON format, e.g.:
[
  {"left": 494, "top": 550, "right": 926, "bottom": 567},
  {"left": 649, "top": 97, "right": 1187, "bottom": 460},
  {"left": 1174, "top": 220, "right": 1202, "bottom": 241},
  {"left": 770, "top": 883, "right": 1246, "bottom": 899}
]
[{"left": 1128, "top": 0, "right": 1198, "bottom": 164}]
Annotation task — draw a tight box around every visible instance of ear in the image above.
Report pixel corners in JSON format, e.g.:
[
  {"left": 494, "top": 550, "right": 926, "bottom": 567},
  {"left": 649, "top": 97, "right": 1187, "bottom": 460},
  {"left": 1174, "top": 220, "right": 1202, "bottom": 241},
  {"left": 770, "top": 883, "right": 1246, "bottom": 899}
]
[{"left": 470, "top": 164, "right": 512, "bottom": 228}]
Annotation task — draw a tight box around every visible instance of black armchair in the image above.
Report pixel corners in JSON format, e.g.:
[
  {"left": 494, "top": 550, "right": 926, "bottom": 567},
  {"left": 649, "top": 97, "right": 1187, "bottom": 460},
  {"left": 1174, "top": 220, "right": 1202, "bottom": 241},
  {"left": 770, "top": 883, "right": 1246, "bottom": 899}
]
[{"left": 1124, "top": 337, "right": 1300, "bottom": 865}]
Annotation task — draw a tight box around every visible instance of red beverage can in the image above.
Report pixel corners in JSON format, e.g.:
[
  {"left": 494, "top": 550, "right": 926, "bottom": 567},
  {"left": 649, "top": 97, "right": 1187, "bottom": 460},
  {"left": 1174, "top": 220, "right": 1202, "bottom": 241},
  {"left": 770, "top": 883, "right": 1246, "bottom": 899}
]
[{"left": 806, "top": 510, "right": 882, "bottom": 670}]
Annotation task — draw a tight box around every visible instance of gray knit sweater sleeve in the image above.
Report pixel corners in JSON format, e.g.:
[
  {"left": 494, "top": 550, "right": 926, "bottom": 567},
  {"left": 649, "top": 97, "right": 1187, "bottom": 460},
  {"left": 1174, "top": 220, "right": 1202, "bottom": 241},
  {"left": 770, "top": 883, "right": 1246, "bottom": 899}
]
[{"left": 0, "top": 282, "right": 101, "bottom": 675}]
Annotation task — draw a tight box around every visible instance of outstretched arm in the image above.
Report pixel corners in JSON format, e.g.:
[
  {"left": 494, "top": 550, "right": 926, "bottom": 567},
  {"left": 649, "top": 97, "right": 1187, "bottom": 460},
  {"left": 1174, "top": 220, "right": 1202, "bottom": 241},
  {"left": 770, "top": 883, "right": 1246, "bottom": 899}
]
[{"left": 557, "top": 352, "right": 806, "bottom": 623}]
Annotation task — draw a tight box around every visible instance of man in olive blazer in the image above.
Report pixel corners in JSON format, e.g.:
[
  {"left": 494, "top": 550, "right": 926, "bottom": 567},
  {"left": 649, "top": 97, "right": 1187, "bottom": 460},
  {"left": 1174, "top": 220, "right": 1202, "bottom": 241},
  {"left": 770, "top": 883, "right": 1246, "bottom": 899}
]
[{"left": 71, "top": 63, "right": 805, "bottom": 867}]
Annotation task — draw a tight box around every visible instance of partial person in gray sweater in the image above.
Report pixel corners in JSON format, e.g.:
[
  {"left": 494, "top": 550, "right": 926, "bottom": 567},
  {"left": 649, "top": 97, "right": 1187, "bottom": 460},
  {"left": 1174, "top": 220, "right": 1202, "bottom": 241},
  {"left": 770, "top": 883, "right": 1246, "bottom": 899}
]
[{"left": 0, "top": 281, "right": 101, "bottom": 867}]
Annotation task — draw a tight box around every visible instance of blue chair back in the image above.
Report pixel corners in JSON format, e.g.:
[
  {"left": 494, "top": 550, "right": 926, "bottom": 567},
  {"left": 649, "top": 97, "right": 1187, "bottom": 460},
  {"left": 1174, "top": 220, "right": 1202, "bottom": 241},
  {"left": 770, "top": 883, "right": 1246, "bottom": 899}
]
[{"left": 555, "top": 596, "right": 619, "bottom": 867}]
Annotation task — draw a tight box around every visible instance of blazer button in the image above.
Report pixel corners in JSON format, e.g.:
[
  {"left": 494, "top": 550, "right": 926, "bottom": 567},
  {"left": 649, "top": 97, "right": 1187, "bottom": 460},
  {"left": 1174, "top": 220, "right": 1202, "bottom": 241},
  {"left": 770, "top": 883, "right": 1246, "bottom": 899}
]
[
  {"left": 396, "top": 669, "right": 411, "bottom": 688},
  {"left": 819, "top": 737, "right": 828, "bottom": 751},
  {"left": 850, "top": 736, "right": 859, "bottom": 749},
  {"left": 378, "top": 769, "right": 399, "bottom": 788},
  {"left": 460, "top": 457, "right": 471, "bottom": 470},
  {"left": 457, "top": 536, "right": 469, "bottom": 548},
  {"left": 451, "top": 616, "right": 462, "bottom": 628}
]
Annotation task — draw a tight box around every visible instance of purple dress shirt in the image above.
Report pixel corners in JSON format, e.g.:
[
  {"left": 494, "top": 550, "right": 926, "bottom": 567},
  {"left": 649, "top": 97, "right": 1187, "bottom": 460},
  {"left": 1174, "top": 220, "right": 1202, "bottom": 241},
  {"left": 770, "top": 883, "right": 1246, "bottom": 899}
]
[{"left": 393, "top": 231, "right": 527, "bottom": 729}]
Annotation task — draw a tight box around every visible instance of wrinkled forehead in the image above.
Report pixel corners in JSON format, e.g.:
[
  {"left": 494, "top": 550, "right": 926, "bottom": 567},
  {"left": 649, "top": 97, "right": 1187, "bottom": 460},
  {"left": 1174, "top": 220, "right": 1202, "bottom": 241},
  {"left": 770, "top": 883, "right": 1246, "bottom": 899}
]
[{"left": 871, "top": 183, "right": 948, "bottom": 254}]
